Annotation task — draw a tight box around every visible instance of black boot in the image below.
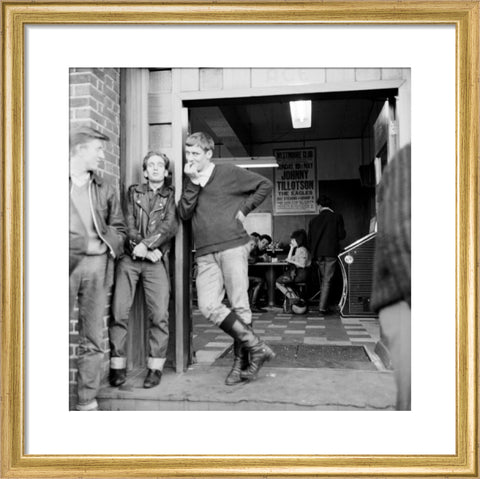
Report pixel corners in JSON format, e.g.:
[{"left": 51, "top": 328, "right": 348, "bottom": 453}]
[
  {"left": 219, "top": 313, "right": 275, "bottom": 382},
  {"left": 144, "top": 369, "right": 162, "bottom": 388},
  {"left": 225, "top": 340, "right": 249, "bottom": 386},
  {"left": 240, "top": 342, "right": 276, "bottom": 381},
  {"left": 109, "top": 368, "right": 126, "bottom": 387}
]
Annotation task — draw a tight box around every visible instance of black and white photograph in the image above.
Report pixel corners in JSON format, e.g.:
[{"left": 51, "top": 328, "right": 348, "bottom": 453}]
[
  {"left": 69, "top": 67, "right": 411, "bottom": 412},
  {"left": 3, "top": 0, "right": 478, "bottom": 474}
]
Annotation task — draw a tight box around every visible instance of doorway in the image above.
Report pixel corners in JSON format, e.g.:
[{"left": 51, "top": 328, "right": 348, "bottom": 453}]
[{"left": 182, "top": 89, "right": 398, "bottom": 367}]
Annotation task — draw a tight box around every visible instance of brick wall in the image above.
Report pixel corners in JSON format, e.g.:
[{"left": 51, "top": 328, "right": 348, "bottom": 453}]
[
  {"left": 69, "top": 68, "right": 121, "bottom": 409},
  {"left": 69, "top": 68, "right": 121, "bottom": 187}
]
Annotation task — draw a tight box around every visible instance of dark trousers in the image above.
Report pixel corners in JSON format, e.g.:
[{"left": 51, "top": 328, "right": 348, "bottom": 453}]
[
  {"left": 110, "top": 256, "right": 170, "bottom": 370},
  {"left": 69, "top": 254, "right": 111, "bottom": 407},
  {"left": 249, "top": 276, "right": 264, "bottom": 305},
  {"left": 316, "top": 256, "right": 337, "bottom": 311}
]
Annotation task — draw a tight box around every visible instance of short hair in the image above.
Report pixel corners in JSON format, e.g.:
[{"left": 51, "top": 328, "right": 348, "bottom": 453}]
[
  {"left": 250, "top": 232, "right": 260, "bottom": 239},
  {"left": 317, "top": 195, "right": 333, "bottom": 208},
  {"left": 291, "top": 229, "right": 307, "bottom": 248},
  {"left": 142, "top": 151, "right": 170, "bottom": 172},
  {"left": 259, "top": 234, "right": 272, "bottom": 244},
  {"left": 70, "top": 126, "right": 109, "bottom": 152},
  {"left": 185, "top": 132, "right": 215, "bottom": 152}
]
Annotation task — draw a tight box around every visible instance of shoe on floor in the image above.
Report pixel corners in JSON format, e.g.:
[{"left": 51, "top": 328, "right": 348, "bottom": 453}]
[
  {"left": 144, "top": 369, "right": 162, "bottom": 388},
  {"left": 251, "top": 305, "right": 267, "bottom": 313},
  {"left": 109, "top": 368, "right": 126, "bottom": 387}
]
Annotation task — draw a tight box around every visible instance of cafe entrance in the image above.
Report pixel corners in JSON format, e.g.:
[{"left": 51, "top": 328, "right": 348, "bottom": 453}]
[
  {"left": 175, "top": 83, "right": 408, "bottom": 372},
  {"left": 118, "top": 68, "right": 410, "bottom": 374}
]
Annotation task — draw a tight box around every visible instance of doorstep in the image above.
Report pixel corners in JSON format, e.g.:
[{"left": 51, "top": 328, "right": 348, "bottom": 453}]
[{"left": 97, "top": 364, "right": 395, "bottom": 411}]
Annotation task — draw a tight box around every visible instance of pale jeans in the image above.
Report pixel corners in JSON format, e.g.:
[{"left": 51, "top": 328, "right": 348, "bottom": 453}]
[
  {"left": 196, "top": 243, "right": 252, "bottom": 326},
  {"left": 379, "top": 300, "right": 411, "bottom": 410}
]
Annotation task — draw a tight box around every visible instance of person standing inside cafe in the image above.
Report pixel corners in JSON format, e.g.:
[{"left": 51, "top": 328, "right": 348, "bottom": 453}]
[
  {"left": 308, "top": 195, "right": 346, "bottom": 315},
  {"left": 178, "top": 131, "right": 275, "bottom": 385}
]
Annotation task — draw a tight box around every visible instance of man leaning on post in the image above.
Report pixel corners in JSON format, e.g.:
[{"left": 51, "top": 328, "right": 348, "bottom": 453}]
[
  {"left": 109, "top": 151, "right": 178, "bottom": 389},
  {"left": 69, "top": 126, "right": 127, "bottom": 411},
  {"left": 178, "top": 131, "right": 275, "bottom": 386}
]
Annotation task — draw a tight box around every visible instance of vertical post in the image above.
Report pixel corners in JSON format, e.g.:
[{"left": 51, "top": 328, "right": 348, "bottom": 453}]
[
  {"left": 120, "top": 68, "right": 150, "bottom": 370},
  {"left": 172, "top": 70, "right": 191, "bottom": 372},
  {"left": 396, "top": 69, "right": 411, "bottom": 149},
  {"left": 122, "top": 69, "right": 149, "bottom": 187}
]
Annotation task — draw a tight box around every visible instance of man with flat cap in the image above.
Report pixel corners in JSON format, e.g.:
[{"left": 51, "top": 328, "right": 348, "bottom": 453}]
[{"left": 69, "top": 126, "right": 126, "bottom": 411}]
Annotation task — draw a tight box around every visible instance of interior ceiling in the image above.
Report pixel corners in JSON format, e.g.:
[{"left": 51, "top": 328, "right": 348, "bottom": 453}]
[{"left": 189, "top": 93, "right": 389, "bottom": 157}]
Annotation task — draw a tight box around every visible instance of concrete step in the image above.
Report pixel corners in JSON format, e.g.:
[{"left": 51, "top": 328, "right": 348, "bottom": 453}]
[{"left": 97, "top": 365, "right": 396, "bottom": 411}]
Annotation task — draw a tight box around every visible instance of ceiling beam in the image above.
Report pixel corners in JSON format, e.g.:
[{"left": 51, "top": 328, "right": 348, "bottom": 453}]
[
  {"left": 190, "top": 106, "right": 249, "bottom": 157},
  {"left": 219, "top": 105, "right": 253, "bottom": 155}
]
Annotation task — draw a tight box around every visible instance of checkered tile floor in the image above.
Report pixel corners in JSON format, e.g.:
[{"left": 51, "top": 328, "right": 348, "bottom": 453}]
[{"left": 192, "top": 309, "right": 380, "bottom": 365}]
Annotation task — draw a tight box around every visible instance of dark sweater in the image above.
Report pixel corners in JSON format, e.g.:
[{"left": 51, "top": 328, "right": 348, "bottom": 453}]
[
  {"left": 308, "top": 209, "right": 346, "bottom": 258},
  {"left": 371, "top": 144, "right": 411, "bottom": 312},
  {"left": 178, "top": 164, "right": 272, "bottom": 257}
]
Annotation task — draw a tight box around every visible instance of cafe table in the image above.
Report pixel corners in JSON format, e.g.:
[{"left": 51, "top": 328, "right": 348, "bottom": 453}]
[{"left": 250, "top": 260, "right": 289, "bottom": 307}]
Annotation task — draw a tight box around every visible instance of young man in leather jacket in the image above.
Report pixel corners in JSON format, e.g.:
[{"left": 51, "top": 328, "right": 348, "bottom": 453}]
[
  {"left": 69, "top": 126, "right": 127, "bottom": 411},
  {"left": 109, "top": 151, "right": 178, "bottom": 389}
]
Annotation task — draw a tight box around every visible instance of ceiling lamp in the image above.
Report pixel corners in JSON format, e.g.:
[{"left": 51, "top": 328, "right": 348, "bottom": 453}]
[
  {"left": 289, "top": 100, "right": 312, "bottom": 129},
  {"left": 213, "top": 157, "right": 279, "bottom": 168}
]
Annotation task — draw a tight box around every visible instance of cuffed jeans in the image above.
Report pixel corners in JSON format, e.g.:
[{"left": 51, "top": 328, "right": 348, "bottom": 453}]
[
  {"left": 69, "top": 254, "right": 111, "bottom": 408},
  {"left": 196, "top": 243, "right": 251, "bottom": 326},
  {"left": 110, "top": 256, "right": 170, "bottom": 371},
  {"left": 317, "top": 256, "right": 337, "bottom": 311}
]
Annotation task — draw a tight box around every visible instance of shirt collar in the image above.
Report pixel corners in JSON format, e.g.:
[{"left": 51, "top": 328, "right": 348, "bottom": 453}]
[
  {"left": 136, "top": 182, "right": 169, "bottom": 196},
  {"left": 319, "top": 206, "right": 334, "bottom": 213},
  {"left": 196, "top": 163, "right": 215, "bottom": 187}
]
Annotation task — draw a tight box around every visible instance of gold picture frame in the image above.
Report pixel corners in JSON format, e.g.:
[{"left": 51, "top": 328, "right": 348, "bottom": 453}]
[{"left": 1, "top": 1, "right": 478, "bottom": 476}]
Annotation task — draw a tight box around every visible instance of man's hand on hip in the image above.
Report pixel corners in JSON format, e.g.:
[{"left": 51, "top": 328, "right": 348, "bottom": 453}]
[{"left": 235, "top": 211, "right": 246, "bottom": 225}]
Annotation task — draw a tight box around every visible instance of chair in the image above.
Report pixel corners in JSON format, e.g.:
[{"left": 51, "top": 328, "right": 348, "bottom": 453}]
[{"left": 293, "top": 282, "right": 308, "bottom": 300}]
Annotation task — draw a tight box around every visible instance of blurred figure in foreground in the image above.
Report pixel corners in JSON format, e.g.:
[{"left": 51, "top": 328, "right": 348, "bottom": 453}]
[{"left": 371, "top": 144, "right": 411, "bottom": 410}]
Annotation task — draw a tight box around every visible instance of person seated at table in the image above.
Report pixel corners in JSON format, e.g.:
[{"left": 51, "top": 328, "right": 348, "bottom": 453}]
[
  {"left": 275, "top": 229, "right": 311, "bottom": 311},
  {"left": 248, "top": 233, "right": 272, "bottom": 312},
  {"left": 248, "top": 231, "right": 260, "bottom": 252},
  {"left": 251, "top": 234, "right": 272, "bottom": 260}
]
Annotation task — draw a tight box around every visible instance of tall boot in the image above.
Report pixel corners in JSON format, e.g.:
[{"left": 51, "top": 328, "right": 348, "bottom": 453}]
[
  {"left": 224, "top": 340, "right": 249, "bottom": 386},
  {"left": 219, "top": 312, "right": 275, "bottom": 382},
  {"left": 240, "top": 341, "right": 276, "bottom": 381}
]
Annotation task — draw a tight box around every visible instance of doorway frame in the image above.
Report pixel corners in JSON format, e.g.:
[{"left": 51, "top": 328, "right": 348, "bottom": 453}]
[{"left": 172, "top": 77, "right": 408, "bottom": 372}]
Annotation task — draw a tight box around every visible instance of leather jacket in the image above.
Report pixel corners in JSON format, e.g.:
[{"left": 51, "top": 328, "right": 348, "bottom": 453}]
[
  {"left": 69, "top": 172, "right": 127, "bottom": 274},
  {"left": 125, "top": 182, "right": 178, "bottom": 259}
]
